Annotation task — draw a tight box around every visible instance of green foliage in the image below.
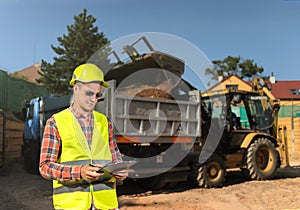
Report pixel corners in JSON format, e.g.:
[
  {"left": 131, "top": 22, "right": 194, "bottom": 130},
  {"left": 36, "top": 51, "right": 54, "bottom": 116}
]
[
  {"left": 205, "top": 56, "right": 264, "bottom": 82},
  {"left": 239, "top": 59, "right": 264, "bottom": 78},
  {"left": 37, "top": 8, "right": 110, "bottom": 95}
]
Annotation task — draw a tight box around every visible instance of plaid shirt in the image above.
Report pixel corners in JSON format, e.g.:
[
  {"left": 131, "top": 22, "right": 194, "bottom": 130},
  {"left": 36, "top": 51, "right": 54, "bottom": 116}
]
[{"left": 39, "top": 105, "right": 122, "bottom": 182}]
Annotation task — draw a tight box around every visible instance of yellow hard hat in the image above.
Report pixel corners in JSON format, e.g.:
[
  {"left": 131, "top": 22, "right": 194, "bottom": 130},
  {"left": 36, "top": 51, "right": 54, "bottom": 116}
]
[{"left": 69, "top": 63, "right": 108, "bottom": 87}]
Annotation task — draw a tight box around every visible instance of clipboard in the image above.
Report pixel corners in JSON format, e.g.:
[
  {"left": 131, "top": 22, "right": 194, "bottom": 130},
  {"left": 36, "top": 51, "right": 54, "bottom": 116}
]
[{"left": 97, "top": 160, "right": 137, "bottom": 173}]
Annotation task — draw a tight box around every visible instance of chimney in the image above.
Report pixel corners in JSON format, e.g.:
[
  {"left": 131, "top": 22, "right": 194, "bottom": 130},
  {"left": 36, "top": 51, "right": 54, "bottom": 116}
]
[
  {"left": 218, "top": 75, "right": 223, "bottom": 82},
  {"left": 269, "top": 72, "right": 276, "bottom": 84}
]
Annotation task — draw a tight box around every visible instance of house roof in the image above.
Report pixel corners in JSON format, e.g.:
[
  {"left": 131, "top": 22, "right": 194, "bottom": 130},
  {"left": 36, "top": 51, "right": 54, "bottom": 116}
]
[
  {"left": 208, "top": 74, "right": 300, "bottom": 100},
  {"left": 207, "top": 74, "right": 252, "bottom": 91},
  {"left": 243, "top": 79, "right": 300, "bottom": 99},
  {"left": 270, "top": 80, "right": 300, "bottom": 99},
  {"left": 14, "top": 63, "right": 41, "bottom": 85}
]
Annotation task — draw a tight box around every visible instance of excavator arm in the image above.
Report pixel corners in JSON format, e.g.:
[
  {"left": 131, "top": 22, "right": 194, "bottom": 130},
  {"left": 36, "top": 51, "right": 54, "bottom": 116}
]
[{"left": 252, "top": 77, "right": 289, "bottom": 166}]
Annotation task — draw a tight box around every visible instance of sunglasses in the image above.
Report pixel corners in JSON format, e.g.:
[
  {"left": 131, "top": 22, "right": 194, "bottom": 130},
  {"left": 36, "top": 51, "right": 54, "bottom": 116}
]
[{"left": 85, "top": 91, "right": 103, "bottom": 100}]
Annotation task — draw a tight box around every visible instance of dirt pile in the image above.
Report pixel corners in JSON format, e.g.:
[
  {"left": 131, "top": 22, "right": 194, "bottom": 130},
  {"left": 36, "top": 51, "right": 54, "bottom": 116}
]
[{"left": 116, "top": 80, "right": 173, "bottom": 99}]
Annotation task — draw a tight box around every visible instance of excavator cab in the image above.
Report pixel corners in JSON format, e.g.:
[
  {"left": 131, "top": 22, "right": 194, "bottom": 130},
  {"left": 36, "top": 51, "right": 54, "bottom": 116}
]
[{"left": 201, "top": 89, "right": 278, "bottom": 153}]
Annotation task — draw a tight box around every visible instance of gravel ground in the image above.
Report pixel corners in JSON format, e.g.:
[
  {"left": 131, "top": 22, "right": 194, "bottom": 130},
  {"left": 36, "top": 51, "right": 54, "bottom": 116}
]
[{"left": 1, "top": 158, "right": 300, "bottom": 210}]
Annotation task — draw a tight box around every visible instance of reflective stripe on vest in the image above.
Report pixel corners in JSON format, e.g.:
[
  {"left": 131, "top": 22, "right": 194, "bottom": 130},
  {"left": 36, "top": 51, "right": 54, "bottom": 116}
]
[
  {"left": 52, "top": 109, "right": 118, "bottom": 210},
  {"left": 53, "top": 181, "right": 115, "bottom": 194}
]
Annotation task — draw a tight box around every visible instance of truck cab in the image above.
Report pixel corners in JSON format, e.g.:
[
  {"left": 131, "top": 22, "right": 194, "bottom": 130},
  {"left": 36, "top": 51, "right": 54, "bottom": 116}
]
[{"left": 22, "top": 95, "right": 72, "bottom": 173}]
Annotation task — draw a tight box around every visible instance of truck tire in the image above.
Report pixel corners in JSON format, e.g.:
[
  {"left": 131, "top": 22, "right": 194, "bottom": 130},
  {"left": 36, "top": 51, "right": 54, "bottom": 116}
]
[
  {"left": 190, "top": 154, "right": 226, "bottom": 188},
  {"left": 23, "top": 142, "right": 40, "bottom": 174},
  {"left": 246, "top": 137, "right": 278, "bottom": 180}
]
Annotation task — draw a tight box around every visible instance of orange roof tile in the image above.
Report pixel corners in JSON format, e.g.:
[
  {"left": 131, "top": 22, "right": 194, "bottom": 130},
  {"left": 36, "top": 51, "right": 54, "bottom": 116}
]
[{"left": 270, "top": 81, "right": 300, "bottom": 99}]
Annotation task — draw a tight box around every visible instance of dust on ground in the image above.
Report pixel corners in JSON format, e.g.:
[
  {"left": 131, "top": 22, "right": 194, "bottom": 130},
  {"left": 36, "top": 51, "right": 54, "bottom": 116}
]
[{"left": 1, "top": 158, "right": 300, "bottom": 210}]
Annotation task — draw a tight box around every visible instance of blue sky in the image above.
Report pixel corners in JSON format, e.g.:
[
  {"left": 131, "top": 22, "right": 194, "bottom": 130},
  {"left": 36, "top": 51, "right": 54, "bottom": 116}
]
[{"left": 1, "top": 0, "right": 300, "bottom": 82}]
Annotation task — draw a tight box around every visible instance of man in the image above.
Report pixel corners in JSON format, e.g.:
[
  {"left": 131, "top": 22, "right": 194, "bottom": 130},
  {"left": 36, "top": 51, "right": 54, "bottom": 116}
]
[{"left": 39, "top": 63, "right": 127, "bottom": 210}]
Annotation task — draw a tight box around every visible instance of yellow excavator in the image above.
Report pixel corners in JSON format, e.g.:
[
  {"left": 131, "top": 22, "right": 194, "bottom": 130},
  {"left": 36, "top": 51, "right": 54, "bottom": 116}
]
[{"left": 188, "top": 77, "right": 290, "bottom": 188}]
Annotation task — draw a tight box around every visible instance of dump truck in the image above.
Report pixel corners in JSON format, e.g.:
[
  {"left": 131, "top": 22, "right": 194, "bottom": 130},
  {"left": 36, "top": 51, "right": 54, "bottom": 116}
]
[
  {"left": 22, "top": 37, "right": 203, "bottom": 190},
  {"left": 22, "top": 36, "right": 290, "bottom": 189}
]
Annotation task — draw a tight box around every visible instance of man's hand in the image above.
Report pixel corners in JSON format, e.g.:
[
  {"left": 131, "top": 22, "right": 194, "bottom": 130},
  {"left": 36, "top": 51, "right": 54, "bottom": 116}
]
[
  {"left": 111, "top": 169, "right": 128, "bottom": 180},
  {"left": 80, "top": 164, "right": 104, "bottom": 181}
]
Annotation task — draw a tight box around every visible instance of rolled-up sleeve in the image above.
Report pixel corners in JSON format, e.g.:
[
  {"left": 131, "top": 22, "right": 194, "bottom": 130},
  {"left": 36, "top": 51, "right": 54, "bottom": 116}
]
[{"left": 108, "top": 120, "right": 123, "bottom": 162}]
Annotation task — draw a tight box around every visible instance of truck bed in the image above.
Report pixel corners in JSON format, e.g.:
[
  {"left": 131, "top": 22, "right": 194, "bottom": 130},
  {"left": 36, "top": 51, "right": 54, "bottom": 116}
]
[{"left": 96, "top": 80, "right": 201, "bottom": 143}]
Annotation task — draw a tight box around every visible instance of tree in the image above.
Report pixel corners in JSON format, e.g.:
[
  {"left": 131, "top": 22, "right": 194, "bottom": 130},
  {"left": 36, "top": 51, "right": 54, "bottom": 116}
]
[
  {"left": 205, "top": 56, "right": 264, "bottom": 82},
  {"left": 37, "top": 8, "right": 110, "bottom": 95}
]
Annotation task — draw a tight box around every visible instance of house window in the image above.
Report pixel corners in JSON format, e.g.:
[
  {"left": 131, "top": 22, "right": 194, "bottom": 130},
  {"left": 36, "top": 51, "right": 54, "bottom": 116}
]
[
  {"left": 226, "top": 84, "right": 238, "bottom": 90},
  {"left": 290, "top": 88, "right": 300, "bottom": 95}
]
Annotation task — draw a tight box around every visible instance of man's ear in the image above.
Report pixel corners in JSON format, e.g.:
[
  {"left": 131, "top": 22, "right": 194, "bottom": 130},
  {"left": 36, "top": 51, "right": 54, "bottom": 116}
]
[{"left": 73, "top": 84, "right": 80, "bottom": 94}]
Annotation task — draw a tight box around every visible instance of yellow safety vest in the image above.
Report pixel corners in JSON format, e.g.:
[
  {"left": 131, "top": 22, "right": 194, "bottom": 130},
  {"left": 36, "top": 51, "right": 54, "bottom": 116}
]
[{"left": 52, "top": 109, "right": 118, "bottom": 210}]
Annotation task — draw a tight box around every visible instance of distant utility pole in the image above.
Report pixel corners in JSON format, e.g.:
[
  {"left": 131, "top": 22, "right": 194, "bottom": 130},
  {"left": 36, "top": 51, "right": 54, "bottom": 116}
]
[{"left": 33, "top": 44, "right": 36, "bottom": 64}]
